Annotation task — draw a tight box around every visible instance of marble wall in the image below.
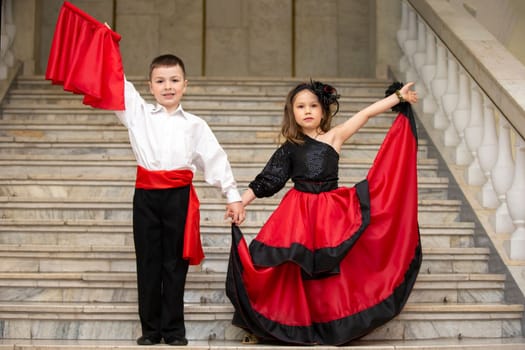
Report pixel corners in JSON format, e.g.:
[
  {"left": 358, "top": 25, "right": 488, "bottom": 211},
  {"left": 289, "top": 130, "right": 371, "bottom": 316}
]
[
  {"left": 15, "top": 0, "right": 402, "bottom": 79},
  {"left": 205, "top": 0, "right": 292, "bottom": 76}
]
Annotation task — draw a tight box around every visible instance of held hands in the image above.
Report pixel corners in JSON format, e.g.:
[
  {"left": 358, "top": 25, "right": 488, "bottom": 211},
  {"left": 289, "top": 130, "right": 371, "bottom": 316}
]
[
  {"left": 398, "top": 82, "right": 418, "bottom": 104},
  {"left": 225, "top": 201, "right": 246, "bottom": 225}
]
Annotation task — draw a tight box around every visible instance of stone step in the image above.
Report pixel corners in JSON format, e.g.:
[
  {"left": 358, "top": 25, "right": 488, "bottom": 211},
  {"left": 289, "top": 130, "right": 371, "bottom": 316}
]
[
  {"left": 0, "top": 123, "right": 400, "bottom": 144},
  {"left": 3, "top": 76, "right": 521, "bottom": 346},
  {"left": 2, "top": 85, "right": 385, "bottom": 111},
  {"left": 4, "top": 86, "right": 295, "bottom": 99},
  {"left": 0, "top": 244, "right": 490, "bottom": 274},
  {"left": 0, "top": 271, "right": 506, "bottom": 304},
  {"left": 0, "top": 139, "right": 428, "bottom": 162},
  {"left": 15, "top": 75, "right": 392, "bottom": 95},
  {"left": 0, "top": 175, "right": 449, "bottom": 200},
  {"left": 0, "top": 301, "right": 522, "bottom": 341},
  {"left": 0, "top": 134, "right": 428, "bottom": 152},
  {"left": 3, "top": 92, "right": 381, "bottom": 111},
  {"left": 0, "top": 109, "right": 397, "bottom": 126},
  {"left": 0, "top": 197, "right": 463, "bottom": 224},
  {"left": 0, "top": 218, "right": 474, "bottom": 248},
  {"left": 1, "top": 74, "right": 407, "bottom": 112},
  {"left": 17, "top": 74, "right": 389, "bottom": 86},
  {"left": 2, "top": 338, "right": 525, "bottom": 350},
  {"left": 0, "top": 157, "right": 439, "bottom": 179},
  {"left": 195, "top": 221, "right": 475, "bottom": 249}
]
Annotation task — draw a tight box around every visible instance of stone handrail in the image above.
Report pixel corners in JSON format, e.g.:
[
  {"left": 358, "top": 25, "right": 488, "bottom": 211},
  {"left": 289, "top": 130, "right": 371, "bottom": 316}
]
[
  {"left": 407, "top": 0, "right": 525, "bottom": 140},
  {"left": 396, "top": 0, "right": 525, "bottom": 262}
]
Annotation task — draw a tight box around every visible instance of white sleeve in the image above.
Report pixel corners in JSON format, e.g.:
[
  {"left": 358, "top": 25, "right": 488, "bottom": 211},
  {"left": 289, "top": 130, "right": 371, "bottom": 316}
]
[
  {"left": 193, "top": 122, "right": 241, "bottom": 203},
  {"left": 114, "top": 79, "right": 146, "bottom": 128}
]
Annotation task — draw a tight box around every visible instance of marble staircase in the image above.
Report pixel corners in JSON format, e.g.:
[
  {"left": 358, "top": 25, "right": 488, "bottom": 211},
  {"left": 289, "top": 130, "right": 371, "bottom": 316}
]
[{"left": 0, "top": 76, "right": 524, "bottom": 349}]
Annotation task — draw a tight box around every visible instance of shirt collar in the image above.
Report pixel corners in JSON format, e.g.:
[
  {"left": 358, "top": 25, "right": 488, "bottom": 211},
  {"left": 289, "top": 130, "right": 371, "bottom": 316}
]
[{"left": 151, "top": 103, "right": 187, "bottom": 118}]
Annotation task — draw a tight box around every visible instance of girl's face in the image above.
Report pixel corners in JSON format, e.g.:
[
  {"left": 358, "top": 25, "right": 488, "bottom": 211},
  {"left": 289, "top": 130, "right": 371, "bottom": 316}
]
[
  {"left": 149, "top": 65, "right": 187, "bottom": 114},
  {"left": 292, "top": 89, "right": 323, "bottom": 133}
]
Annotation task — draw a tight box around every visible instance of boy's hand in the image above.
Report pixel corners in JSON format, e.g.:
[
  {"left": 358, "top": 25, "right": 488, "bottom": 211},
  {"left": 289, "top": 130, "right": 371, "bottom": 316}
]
[{"left": 225, "top": 201, "right": 246, "bottom": 225}]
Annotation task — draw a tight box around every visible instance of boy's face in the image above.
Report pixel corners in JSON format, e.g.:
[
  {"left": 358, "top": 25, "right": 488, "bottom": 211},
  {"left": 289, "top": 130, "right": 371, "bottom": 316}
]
[{"left": 149, "top": 64, "right": 187, "bottom": 113}]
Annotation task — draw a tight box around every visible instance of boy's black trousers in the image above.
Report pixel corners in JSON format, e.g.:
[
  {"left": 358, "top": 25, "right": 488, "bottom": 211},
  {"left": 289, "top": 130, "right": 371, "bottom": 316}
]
[{"left": 132, "top": 186, "right": 191, "bottom": 342}]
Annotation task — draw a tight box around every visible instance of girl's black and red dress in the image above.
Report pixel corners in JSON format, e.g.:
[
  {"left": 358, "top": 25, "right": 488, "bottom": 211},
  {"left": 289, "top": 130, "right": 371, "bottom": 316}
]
[{"left": 226, "top": 103, "right": 422, "bottom": 345}]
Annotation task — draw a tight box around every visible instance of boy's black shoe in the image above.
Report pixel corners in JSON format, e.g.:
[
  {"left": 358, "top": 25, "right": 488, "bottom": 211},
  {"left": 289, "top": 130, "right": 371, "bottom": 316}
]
[
  {"left": 136, "top": 335, "right": 161, "bottom": 345},
  {"left": 166, "top": 337, "right": 188, "bottom": 346}
]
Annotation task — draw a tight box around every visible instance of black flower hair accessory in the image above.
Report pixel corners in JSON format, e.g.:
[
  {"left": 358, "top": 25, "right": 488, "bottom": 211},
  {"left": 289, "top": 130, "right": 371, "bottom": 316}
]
[
  {"left": 310, "top": 80, "right": 340, "bottom": 117},
  {"left": 385, "top": 81, "right": 407, "bottom": 112}
]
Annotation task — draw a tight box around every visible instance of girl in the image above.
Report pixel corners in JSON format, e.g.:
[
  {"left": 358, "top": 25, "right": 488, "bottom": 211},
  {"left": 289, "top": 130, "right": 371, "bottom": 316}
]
[{"left": 226, "top": 81, "right": 420, "bottom": 345}]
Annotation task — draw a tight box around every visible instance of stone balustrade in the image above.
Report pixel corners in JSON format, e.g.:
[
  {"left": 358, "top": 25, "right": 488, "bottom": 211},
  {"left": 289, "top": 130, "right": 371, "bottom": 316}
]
[{"left": 399, "top": 0, "right": 525, "bottom": 260}]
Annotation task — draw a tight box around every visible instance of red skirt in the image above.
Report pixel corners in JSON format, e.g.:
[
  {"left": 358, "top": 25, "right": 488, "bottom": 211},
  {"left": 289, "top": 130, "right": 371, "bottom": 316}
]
[{"left": 226, "top": 108, "right": 421, "bottom": 345}]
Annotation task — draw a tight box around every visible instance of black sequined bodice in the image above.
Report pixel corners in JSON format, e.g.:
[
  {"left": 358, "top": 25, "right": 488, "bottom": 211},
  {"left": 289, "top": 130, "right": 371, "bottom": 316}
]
[{"left": 249, "top": 136, "right": 339, "bottom": 197}]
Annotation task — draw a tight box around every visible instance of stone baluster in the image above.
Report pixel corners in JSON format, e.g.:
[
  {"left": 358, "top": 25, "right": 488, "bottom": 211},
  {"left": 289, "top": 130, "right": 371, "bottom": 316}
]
[
  {"left": 490, "top": 118, "right": 515, "bottom": 234},
  {"left": 414, "top": 18, "right": 427, "bottom": 75},
  {"left": 440, "top": 53, "right": 459, "bottom": 134},
  {"left": 477, "top": 97, "right": 499, "bottom": 209},
  {"left": 421, "top": 28, "right": 436, "bottom": 80},
  {"left": 397, "top": 1, "right": 410, "bottom": 74},
  {"left": 430, "top": 42, "right": 448, "bottom": 99},
  {"left": 421, "top": 30, "right": 436, "bottom": 112},
  {"left": 403, "top": 8, "right": 419, "bottom": 83},
  {"left": 413, "top": 18, "right": 429, "bottom": 103},
  {"left": 507, "top": 135, "right": 525, "bottom": 259},
  {"left": 429, "top": 42, "right": 448, "bottom": 127},
  {"left": 464, "top": 85, "right": 485, "bottom": 185},
  {"left": 451, "top": 69, "right": 473, "bottom": 165},
  {"left": 0, "top": 0, "right": 16, "bottom": 80}
]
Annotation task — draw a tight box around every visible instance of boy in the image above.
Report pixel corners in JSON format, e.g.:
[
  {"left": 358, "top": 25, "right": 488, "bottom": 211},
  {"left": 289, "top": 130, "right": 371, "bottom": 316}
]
[{"left": 116, "top": 54, "right": 245, "bottom": 346}]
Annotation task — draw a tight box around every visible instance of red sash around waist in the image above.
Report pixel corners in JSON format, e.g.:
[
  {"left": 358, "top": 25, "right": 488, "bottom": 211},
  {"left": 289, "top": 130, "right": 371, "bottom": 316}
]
[{"left": 135, "top": 166, "right": 204, "bottom": 265}]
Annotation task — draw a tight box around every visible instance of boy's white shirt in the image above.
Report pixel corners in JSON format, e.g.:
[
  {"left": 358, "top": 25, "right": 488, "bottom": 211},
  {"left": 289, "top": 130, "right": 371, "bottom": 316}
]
[{"left": 115, "top": 79, "right": 241, "bottom": 203}]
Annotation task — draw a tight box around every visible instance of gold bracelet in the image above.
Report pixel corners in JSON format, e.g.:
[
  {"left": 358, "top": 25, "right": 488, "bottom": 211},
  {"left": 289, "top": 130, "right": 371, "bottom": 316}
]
[{"left": 395, "top": 89, "right": 405, "bottom": 103}]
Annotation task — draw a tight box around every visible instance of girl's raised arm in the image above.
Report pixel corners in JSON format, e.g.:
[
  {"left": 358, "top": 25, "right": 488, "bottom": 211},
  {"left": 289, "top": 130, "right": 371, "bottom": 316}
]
[{"left": 330, "top": 82, "right": 417, "bottom": 150}]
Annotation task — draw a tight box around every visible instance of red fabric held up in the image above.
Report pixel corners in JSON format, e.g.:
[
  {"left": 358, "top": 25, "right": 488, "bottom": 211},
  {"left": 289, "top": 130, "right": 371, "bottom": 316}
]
[{"left": 45, "top": 1, "right": 125, "bottom": 110}]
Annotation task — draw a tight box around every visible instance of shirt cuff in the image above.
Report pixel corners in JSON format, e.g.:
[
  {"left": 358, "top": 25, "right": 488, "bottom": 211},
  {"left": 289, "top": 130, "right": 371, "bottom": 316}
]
[{"left": 225, "top": 188, "right": 242, "bottom": 203}]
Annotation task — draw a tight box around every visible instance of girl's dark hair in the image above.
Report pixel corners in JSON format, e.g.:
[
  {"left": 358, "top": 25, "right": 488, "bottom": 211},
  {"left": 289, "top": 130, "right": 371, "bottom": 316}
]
[
  {"left": 281, "top": 80, "right": 340, "bottom": 144},
  {"left": 149, "top": 54, "right": 186, "bottom": 80}
]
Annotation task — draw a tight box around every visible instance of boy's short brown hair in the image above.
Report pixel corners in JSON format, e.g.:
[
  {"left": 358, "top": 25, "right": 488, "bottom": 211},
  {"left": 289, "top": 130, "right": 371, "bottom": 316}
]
[{"left": 149, "top": 54, "right": 186, "bottom": 80}]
